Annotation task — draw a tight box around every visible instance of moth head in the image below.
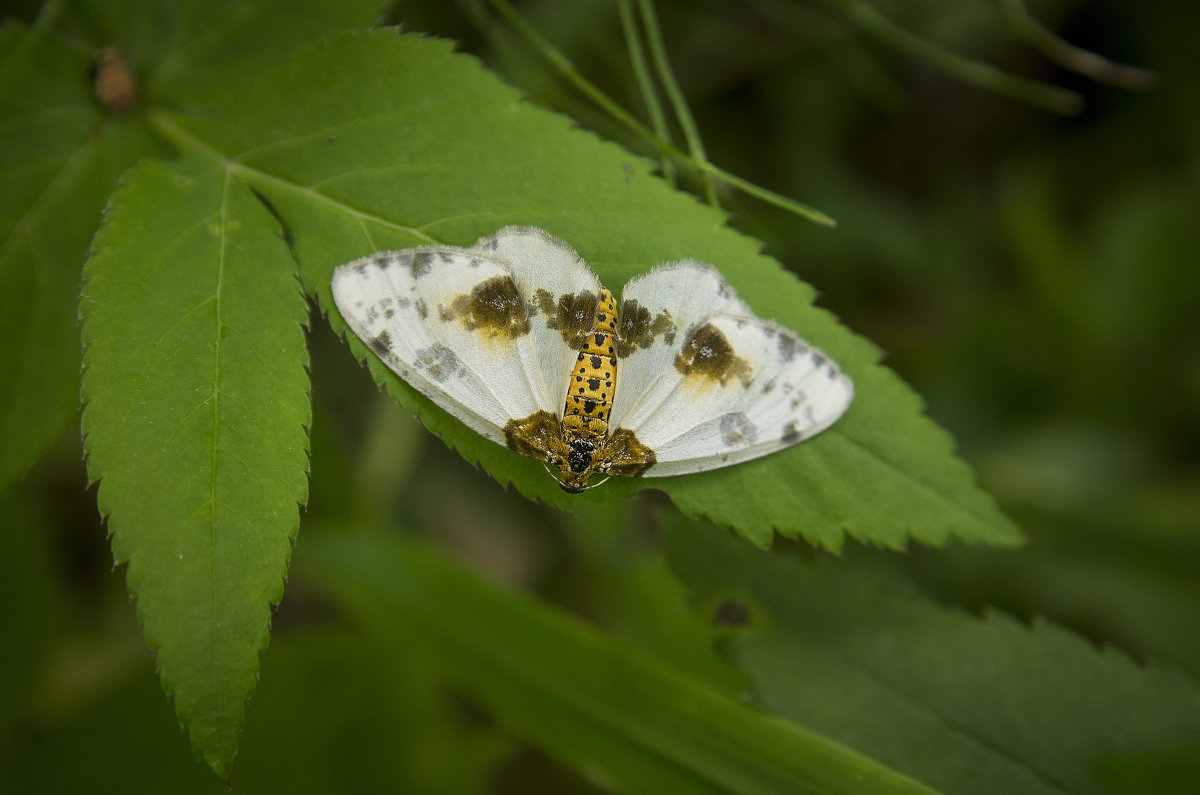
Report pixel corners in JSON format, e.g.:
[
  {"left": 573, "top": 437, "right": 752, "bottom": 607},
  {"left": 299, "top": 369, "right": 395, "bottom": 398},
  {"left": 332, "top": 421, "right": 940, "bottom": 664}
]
[
  {"left": 548, "top": 464, "right": 610, "bottom": 494},
  {"left": 551, "top": 438, "right": 607, "bottom": 493}
]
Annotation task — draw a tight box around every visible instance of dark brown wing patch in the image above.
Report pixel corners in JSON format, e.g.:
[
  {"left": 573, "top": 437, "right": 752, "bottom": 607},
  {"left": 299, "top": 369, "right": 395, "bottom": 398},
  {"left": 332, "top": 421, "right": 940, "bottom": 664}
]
[
  {"left": 442, "top": 275, "right": 531, "bottom": 341},
  {"left": 673, "top": 322, "right": 752, "bottom": 387},
  {"left": 595, "top": 427, "right": 657, "bottom": 477},
  {"left": 504, "top": 410, "right": 568, "bottom": 465},
  {"left": 534, "top": 288, "right": 599, "bottom": 349},
  {"left": 617, "top": 300, "right": 675, "bottom": 357}
]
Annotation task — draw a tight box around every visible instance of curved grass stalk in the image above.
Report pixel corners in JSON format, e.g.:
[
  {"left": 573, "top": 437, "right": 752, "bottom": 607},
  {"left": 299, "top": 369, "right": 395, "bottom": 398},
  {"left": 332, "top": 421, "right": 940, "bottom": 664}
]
[
  {"left": 819, "top": 0, "right": 1084, "bottom": 115},
  {"left": 487, "top": 0, "right": 835, "bottom": 226},
  {"left": 999, "top": 0, "right": 1157, "bottom": 91},
  {"left": 637, "top": 0, "right": 720, "bottom": 207},
  {"left": 617, "top": 0, "right": 676, "bottom": 186}
]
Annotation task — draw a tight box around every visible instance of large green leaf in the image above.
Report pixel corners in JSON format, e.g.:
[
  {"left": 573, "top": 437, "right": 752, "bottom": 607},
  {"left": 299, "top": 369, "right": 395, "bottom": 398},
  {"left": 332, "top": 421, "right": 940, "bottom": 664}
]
[
  {"left": 0, "top": 22, "right": 160, "bottom": 487},
  {"left": 79, "top": 154, "right": 311, "bottom": 777},
  {"left": 663, "top": 515, "right": 1200, "bottom": 794},
  {"left": 301, "top": 528, "right": 938, "bottom": 795},
  {"left": 152, "top": 28, "right": 1019, "bottom": 551}
]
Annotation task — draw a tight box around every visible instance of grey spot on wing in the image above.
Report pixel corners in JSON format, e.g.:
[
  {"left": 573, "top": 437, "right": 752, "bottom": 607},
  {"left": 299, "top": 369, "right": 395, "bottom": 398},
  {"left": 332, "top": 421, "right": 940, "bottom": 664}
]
[
  {"left": 811, "top": 351, "right": 827, "bottom": 369},
  {"left": 369, "top": 330, "right": 393, "bottom": 358},
  {"left": 781, "top": 420, "right": 801, "bottom": 445},
  {"left": 415, "top": 343, "right": 460, "bottom": 383},
  {"left": 415, "top": 298, "right": 428, "bottom": 319},
  {"left": 373, "top": 255, "right": 399, "bottom": 271},
  {"left": 719, "top": 412, "right": 758, "bottom": 447},
  {"left": 410, "top": 251, "right": 433, "bottom": 279},
  {"left": 777, "top": 333, "right": 806, "bottom": 362}
]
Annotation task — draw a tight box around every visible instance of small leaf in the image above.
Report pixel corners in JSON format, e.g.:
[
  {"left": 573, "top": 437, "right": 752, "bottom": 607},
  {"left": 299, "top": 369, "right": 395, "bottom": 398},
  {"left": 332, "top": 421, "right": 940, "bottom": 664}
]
[
  {"left": 664, "top": 516, "right": 1200, "bottom": 795},
  {"left": 80, "top": 154, "right": 311, "bottom": 777},
  {"left": 164, "top": 29, "right": 1018, "bottom": 550},
  {"left": 301, "top": 529, "right": 938, "bottom": 795}
]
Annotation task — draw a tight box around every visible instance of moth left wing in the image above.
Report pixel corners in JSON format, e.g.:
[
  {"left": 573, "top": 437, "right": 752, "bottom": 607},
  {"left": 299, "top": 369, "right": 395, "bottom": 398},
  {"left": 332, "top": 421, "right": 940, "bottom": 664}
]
[
  {"left": 331, "top": 230, "right": 600, "bottom": 456},
  {"left": 472, "top": 226, "right": 605, "bottom": 376},
  {"left": 609, "top": 262, "right": 853, "bottom": 477}
]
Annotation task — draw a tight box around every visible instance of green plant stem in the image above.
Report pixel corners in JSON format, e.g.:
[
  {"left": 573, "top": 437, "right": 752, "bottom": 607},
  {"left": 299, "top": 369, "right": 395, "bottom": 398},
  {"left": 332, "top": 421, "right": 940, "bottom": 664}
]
[
  {"left": 617, "top": 0, "right": 676, "bottom": 186},
  {"left": 999, "top": 0, "right": 1157, "bottom": 90},
  {"left": 820, "top": 0, "right": 1084, "bottom": 115},
  {"left": 486, "top": 0, "right": 835, "bottom": 226},
  {"left": 146, "top": 110, "right": 434, "bottom": 243},
  {"left": 637, "top": 0, "right": 720, "bottom": 207}
]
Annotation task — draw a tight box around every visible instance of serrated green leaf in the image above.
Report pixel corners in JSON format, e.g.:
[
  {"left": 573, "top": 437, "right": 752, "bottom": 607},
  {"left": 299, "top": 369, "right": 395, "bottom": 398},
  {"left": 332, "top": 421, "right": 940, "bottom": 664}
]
[
  {"left": 79, "top": 154, "right": 311, "bottom": 777},
  {"left": 151, "top": 28, "right": 1018, "bottom": 551},
  {"left": 300, "top": 529, "right": 938, "bottom": 795},
  {"left": 0, "top": 22, "right": 161, "bottom": 487},
  {"left": 663, "top": 516, "right": 1200, "bottom": 795}
]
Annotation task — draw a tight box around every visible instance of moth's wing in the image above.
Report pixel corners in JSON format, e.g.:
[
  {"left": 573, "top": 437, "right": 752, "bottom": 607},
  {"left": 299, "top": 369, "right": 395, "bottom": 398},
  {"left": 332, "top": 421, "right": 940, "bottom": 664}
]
[
  {"left": 473, "top": 226, "right": 605, "bottom": 404},
  {"left": 610, "top": 262, "right": 853, "bottom": 477},
  {"left": 331, "top": 240, "right": 594, "bottom": 454},
  {"left": 610, "top": 261, "right": 752, "bottom": 427}
]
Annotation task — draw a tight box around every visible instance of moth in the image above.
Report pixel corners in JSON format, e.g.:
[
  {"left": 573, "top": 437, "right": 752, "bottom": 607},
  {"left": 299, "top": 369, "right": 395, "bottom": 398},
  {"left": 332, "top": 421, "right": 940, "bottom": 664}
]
[{"left": 331, "top": 227, "right": 853, "bottom": 492}]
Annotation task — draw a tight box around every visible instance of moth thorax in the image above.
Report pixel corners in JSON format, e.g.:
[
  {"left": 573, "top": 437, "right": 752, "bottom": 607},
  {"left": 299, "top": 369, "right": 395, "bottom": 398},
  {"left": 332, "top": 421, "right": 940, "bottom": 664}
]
[{"left": 566, "top": 438, "right": 596, "bottom": 474}]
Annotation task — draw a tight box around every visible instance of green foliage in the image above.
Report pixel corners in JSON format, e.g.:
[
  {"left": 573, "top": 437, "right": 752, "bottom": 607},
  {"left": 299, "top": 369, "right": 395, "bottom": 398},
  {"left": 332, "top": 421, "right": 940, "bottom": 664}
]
[
  {"left": 2, "top": 0, "right": 1197, "bottom": 791},
  {"left": 80, "top": 153, "right": 312, "bottom": 775},
  {"left": 664, "top": 516, "right": 1200, "bottom": 794},
  {"left": 301, "top": 528, "right": 937, "bottom": 795},
  {"left": 167, "top": 26, "right": 1016, "bottom": 551},
  {"left": 0, "top": 23, "right": 161, "bottom": 487}
]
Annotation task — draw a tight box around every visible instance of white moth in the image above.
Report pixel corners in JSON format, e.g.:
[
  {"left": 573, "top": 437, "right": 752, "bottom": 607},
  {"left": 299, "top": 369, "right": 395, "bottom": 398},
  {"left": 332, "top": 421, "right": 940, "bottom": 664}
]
[{"left": 331, "top": 226, "right": 853, "bottom": 493}]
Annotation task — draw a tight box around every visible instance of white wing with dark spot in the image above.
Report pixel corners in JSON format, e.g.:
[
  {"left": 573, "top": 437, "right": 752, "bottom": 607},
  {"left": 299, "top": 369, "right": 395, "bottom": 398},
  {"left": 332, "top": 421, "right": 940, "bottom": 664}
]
[
  {"left": 473, "top": 226, "right": 605, "bottom": 390},
  {"left": 609, "top": 262, "right": 853, "bottom": 477},
  {"left": 331, "top": 229, "right": 601, "bottom": 448}
]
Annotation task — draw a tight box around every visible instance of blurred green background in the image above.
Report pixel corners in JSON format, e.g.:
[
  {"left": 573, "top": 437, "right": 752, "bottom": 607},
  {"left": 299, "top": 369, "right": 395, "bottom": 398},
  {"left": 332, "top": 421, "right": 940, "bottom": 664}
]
[{"left": 2, "top": 0, "right": 1197, "bottom": 791}]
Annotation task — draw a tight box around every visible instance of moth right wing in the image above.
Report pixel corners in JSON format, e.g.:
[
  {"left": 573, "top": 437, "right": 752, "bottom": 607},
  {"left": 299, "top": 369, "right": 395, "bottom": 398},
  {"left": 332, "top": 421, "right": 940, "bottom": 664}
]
[{"left": 608, "top": 261, "right": 853, "bottom": 477}]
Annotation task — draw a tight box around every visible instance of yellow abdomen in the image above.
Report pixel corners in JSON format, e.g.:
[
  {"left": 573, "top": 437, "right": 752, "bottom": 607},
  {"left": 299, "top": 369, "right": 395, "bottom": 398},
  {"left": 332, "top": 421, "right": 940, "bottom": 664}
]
[{"left": 562, "top": 289, "right": 618, "bottom": 441}]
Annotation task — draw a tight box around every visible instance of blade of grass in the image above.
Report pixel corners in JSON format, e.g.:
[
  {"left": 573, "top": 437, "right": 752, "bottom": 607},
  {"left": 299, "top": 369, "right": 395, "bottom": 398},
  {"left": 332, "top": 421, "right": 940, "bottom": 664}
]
[
  {"left": 618, "top": 0, "right": 676, "bottom": 186},
  {"left": 819, "top": 0, "right": 1084, "bottom": 115},
  {"left": 999, "top": 0, "right": 1157, "bottom": 91},
  {"left": 486, "top": 0, "right": 835, "bottom": 226},
  {"left": 637, "top": 0, "right": 719, "bottom": 207}
]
